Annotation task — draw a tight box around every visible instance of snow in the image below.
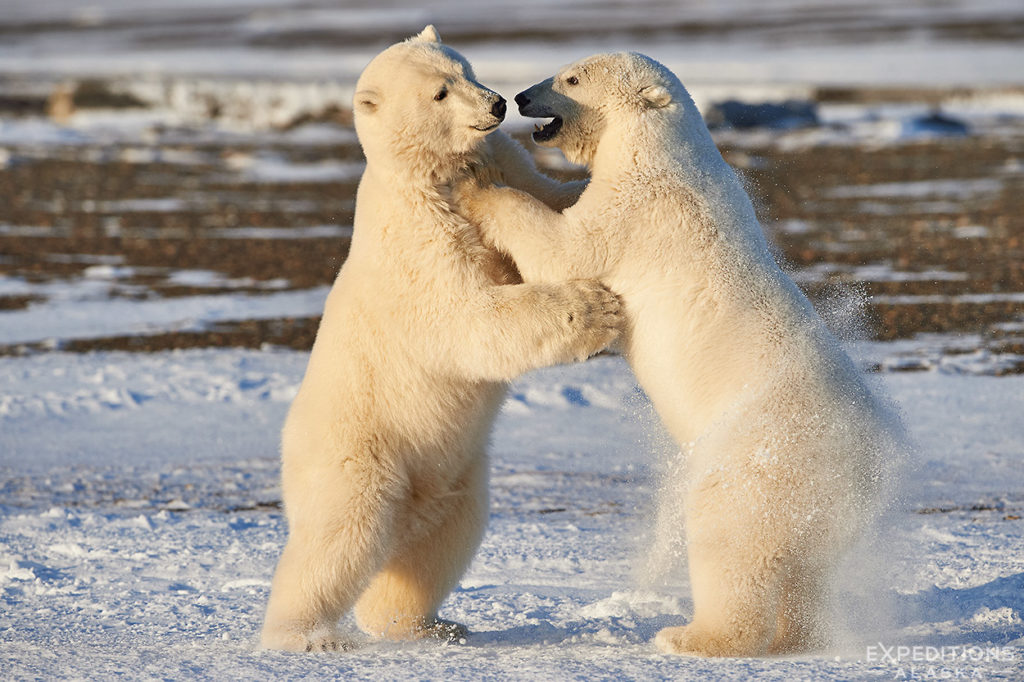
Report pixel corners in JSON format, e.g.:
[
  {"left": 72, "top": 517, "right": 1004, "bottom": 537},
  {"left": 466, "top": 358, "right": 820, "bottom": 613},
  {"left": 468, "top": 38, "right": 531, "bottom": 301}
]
[
  {"left": 164, "top": 269, "right": 291, "bottom": 290},
  {"left": 1, "top": 0, "right": 1023, "bottom": 143},
  {"left": 81, "top": 198, "right": 190, "bottom": 214},
  {"left": 824, "top": 178, "right": 1004, "bottom": 200},
  {"left": 225, "top": 154, "right": 365, "bottom": 184},
  {"left": 0, "top": 281, "right": 330, "bottom": 346},
  {"left": 1, "top": 347, "right": 1022, "bottom": 679},
  {"left": 790, "top": 263, "right": 969, "bottom": 285},
  {"left": 871, "top": 292, "right": 1024, "bottom": 306},
  {"left": 206, "top": 224, "right": 353, "bottom": 240}
]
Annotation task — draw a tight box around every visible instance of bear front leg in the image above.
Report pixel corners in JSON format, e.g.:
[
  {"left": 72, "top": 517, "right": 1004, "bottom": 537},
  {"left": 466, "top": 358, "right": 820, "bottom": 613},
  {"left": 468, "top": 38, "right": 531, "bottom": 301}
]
[
  {"left": 447, "top": 279, "right": 623, "bottom": 381},
  {"left": 453, "top": 181, "right": 584, "bottom": 283},
  {"left": 261, "top": 468, "right": 399, "bottom": 652},
  {"left": 481, "top": 129, "right": 587, "bottom": 211},
  {"left": 354, "top": 455, "right": 488, "bottom": 642}
]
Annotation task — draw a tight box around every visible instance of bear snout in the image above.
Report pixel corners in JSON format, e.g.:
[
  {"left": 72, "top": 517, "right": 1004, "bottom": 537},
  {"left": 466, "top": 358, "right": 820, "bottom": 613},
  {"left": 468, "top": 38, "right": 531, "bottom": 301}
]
[
  {"left": 514, "top": 92, "right": 530, "bottom": 109},
  {"left": 491, "top": 96, "right": 507, "bottom": 121}
]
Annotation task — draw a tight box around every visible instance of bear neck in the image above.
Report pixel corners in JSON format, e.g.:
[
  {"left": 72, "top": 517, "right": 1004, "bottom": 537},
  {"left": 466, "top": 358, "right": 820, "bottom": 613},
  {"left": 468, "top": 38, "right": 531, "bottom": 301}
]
[
  {"left": 590, "top": 110, "right": 774, "bottom": 272},
  {"left": 592, "top": 108, "right": 738, "bottom": 205},
  {"left": 358, "top": 160, "right": 483, "bottom": 252},
  {"left": 361, "top": 162, "right": 448, "bottom": 209},
  {"left": 362, "top": 139, "right": 475, "bottom": 189}
]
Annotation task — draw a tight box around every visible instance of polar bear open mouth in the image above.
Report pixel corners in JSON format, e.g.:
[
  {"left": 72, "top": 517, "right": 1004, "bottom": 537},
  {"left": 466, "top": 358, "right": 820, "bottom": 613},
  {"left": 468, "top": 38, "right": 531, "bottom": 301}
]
[{"left": 532, "top": 116, "right": 563, "bottom": 142}]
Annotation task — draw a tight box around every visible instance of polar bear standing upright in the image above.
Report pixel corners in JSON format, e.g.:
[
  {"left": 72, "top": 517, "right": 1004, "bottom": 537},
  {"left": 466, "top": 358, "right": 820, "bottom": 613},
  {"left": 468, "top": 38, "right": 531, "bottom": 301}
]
[
  {"left": 260, "top": 28, "right": 622, "bottom": 653},
  {"left": 456, "top": 52, "right": 901, "bottom": 657}
]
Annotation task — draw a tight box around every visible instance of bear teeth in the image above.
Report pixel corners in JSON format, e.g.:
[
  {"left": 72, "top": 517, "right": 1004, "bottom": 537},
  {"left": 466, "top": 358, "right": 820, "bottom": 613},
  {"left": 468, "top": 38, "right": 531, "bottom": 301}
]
[{"left": 534, "top": 123, "right": 543, "bottom": 132}]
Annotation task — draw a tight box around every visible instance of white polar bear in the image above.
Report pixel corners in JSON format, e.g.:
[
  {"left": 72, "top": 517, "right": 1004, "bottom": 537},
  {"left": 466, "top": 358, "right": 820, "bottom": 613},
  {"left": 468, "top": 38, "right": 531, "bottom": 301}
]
[
  {"left": 259, "top": 27, "right": 623, "bottom": 653},
  {"left": 455, "top": 52, "right": 901, "bottom": 657}
]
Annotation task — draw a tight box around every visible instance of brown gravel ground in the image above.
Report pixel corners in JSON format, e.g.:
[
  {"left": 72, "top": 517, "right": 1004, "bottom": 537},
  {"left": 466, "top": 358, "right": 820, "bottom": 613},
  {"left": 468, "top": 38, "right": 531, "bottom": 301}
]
[{"left": 0, "top": 118, "right": 1021, "bottom": 371}]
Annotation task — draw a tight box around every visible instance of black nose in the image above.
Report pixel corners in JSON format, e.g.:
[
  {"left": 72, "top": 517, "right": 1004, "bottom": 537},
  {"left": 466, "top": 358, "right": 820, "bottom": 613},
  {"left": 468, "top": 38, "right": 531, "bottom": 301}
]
[
  {"left": 491, "top": 96, "right": 507, "bottom": 120},
  {"left": 514, "top": 92, "right": 529, "bottom": 108}
]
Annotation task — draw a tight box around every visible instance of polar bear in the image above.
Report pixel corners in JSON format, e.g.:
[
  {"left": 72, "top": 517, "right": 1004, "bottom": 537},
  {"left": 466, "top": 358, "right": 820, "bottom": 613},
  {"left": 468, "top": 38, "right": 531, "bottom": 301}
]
[
  {"left": 259, "top": 28, "right": 623, "bottom": 653},
  {"left": 454, "top": 52, "right": 900, "bottom": 657}
]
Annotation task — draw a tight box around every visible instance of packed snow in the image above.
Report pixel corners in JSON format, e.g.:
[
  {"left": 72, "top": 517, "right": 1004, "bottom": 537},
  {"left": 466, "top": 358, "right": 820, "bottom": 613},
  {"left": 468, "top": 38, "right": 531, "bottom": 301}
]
[{"left": 1, "top": 347, "right": 1022, "bottom": 679}]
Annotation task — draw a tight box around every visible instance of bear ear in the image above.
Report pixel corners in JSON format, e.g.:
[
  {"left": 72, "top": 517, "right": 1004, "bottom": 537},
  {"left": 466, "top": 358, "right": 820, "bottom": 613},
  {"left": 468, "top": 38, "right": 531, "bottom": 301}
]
[
  {"left": 412, "top": 25, "right": 442, "bottom": 43},
  {"left": 639, "top": 84, "right": 672, "bottom": 109},
  {"left": 354, "top": 89, "right": 380, "bottom": 115}
]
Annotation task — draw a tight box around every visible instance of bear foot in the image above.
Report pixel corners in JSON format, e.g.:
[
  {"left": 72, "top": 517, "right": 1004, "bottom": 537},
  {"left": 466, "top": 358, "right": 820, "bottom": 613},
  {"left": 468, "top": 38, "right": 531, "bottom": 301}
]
[
  {"left": 418, "top": 618, "right": 469, "bottom": 644},
  {"left": 655, "top": 625, "right": 704, "bottom": 656},
  {"left": 261, "top": 623, "right": 356, "bottom": 653},
  {"left": 655, "top": 624, "right": 767, "bottom": 657}
]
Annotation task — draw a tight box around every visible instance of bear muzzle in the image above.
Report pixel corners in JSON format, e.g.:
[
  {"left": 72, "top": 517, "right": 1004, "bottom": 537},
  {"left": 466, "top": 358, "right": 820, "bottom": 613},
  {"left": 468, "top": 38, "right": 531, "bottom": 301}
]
[
  {"left": 513, "top": 88, "right": 564, "bottom": 141},
  {"left": 491, "top": 96, "right": 507, "bottom": 120},
  {"left": 472, "top": 95, "right": 506, "bottom": 132}
]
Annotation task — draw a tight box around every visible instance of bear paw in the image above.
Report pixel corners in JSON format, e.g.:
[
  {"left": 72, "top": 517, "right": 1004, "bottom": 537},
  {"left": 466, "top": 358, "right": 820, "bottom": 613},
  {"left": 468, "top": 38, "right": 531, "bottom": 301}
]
[
  {"left": 261, "top": 623, "right": 356, "bottom": 653},
  {"left": 418, "top": 618, "right": 469, "bottom": 644},
  {"left": 655, "top": 623, "right": 770, "bottom": 657},
  {"left": 655, "top": 624, "right": 713, "bottom": 656},
  {"left": 563, "top": 279, "right": 623, "bottom": 361},
  {"left": 448, "top": 171, "right": 492, "bottom": 219}
]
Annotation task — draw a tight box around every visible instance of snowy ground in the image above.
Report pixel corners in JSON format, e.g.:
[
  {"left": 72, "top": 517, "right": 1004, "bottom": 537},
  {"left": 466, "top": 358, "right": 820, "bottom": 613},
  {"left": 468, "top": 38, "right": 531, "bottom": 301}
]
[{"left": 1, "top": 347, "right": 1022, "bottom": 680}]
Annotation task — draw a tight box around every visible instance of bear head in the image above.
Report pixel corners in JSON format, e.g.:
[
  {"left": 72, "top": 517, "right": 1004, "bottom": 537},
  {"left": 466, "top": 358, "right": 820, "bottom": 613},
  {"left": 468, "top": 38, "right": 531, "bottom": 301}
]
[
  {"left": 353, "top": 26, "right": 507, "bottom": 181},
  {"left": 515, "top": 52, "right": 689, "bottom": 167}
]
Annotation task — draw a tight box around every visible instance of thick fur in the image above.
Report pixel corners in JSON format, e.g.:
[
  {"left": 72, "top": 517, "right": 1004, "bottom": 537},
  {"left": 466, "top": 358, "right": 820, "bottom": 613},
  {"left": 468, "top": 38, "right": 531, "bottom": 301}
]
[
  {"left": 455, "top": 52, "right": 899, "bottom": 657},
  {"left": 260, "top": 28, "right": 622, "bottom": 653}
]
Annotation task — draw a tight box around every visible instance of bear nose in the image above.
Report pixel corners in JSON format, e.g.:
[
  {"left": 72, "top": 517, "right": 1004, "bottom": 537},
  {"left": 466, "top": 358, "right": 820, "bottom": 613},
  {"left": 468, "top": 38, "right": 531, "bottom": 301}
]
[
  {"left": 514, "top": 92, "right": 529, "bottom": 109},
  {"left": 491, "top": 96, "right": 507, "bottom": 120}
]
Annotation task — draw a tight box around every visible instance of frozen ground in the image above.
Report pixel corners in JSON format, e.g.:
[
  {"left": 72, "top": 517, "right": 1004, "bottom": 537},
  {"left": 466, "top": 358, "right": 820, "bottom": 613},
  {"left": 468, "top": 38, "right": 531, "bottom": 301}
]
[{"left": 1, "top": 348, "right": 1022, "bottom": 680}]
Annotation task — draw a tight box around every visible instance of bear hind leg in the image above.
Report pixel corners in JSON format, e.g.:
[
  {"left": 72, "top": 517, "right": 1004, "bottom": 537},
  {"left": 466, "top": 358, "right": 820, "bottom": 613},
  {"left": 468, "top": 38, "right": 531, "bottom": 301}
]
[
  {"left": 354, "top": 460, "right": 488, "bottom": 642},
  {"left": 261, "top": 481, "right": 397, "bottom": 652},
  {"left": 656, "top": 544, "right": 782, "bottom": 657},
  {"left": 261, "top": 535, "right": 362, "bottom": 652},
  {"left": 768, "top": 562, "right": 831, "bottom": 654}
]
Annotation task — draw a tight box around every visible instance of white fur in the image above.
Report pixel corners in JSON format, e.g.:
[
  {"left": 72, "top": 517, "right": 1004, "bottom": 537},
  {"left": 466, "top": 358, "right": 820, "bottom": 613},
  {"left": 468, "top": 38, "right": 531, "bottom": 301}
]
[
  {"left": 260, "top": 29, "right": 623, "bottom": 653},
  {"left": 455, "top": 52, "right": 899, "bottom": 657}
]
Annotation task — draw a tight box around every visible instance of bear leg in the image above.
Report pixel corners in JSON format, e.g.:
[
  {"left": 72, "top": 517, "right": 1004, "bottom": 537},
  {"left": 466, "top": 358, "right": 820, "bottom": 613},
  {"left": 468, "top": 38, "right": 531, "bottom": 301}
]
[
  {"left": 354, "top": 457, "right": 488, "bottom": 641},
  {"left": 261, "top": 480, "right": 398, "bottom": 652},
  {"left": 655, "top": 540, "right": 781, "bottom": 657},
  {"left": 768, "top": 562, "right": 830, "bottom": 654}
]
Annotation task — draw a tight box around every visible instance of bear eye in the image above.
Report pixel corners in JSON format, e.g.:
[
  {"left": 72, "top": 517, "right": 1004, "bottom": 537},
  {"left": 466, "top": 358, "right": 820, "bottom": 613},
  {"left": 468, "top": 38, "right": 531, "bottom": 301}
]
[
  {"left": 434, "top": 88, "right": 448, "bottom": 101},
  {"left": 566, "top": 75, "right": 579, "bottom": 86}
]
